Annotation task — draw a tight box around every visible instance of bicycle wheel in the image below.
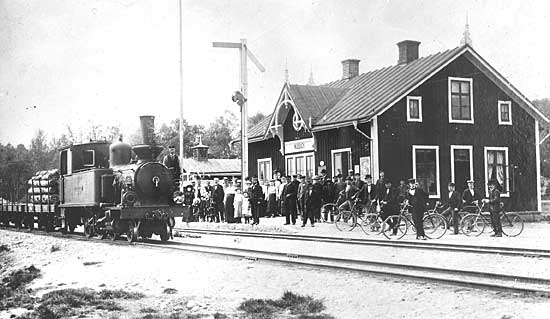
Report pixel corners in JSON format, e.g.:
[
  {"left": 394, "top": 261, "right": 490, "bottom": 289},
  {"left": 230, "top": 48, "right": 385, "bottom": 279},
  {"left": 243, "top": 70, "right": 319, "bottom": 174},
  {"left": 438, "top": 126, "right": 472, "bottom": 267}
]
[
  {"left": 460, "top": 214, "right": 485, "bottom": 237},
  {"left": 500, "top": 213, "right": 523, "bottom": 237},
  {"left": 382, "top": 215, "right": 407, "bottom": 240},
  {"left": 362, "top": 213, "right": 382, "bottom": 235},
  {"left": 423, "top": 214, "right": 447, "bottom": 239},
  {"left": 335, "top": 211, "right": 356, "bottom": 231}
]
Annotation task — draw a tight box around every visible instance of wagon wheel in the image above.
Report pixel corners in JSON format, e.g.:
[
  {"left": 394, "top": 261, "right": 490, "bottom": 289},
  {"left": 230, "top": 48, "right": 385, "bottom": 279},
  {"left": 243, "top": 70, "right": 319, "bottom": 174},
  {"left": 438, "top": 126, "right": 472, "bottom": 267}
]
[
  {"left": 159, "top": 223, "right": 171, "bottom": 242},
  {"left": 83, "top": 217, "right": 94, "bottom": 238},
  {"left": 108, "top": 232, "right": 119, "bottom": 241},
  {"left": 126, "top": 220, "right": 138, "bottom": 243}
]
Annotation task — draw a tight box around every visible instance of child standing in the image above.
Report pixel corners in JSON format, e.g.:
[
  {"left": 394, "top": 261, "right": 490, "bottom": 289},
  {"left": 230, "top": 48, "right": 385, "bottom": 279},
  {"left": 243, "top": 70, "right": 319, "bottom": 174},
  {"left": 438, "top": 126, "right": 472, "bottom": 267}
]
[{"left": 233, "top": 186, "right": 243, "bottom": 224}]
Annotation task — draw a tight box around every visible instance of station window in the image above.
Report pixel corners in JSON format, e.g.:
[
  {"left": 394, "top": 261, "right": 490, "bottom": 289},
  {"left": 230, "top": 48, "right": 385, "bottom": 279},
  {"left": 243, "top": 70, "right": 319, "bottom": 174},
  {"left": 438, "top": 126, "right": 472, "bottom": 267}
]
[
  {"left": 406, "top": 96, "right": 422, "bottom": 122},
  {"left": 448, "top": 77, "right": 473, "bottom": 124},
  {"left": 412, "top": 145, "right": 440, "bottom": 198},
  {"left": 485, "top": 147, "right": 509, "bottom": 197},
  {"left": 498, "top": 101, "right": 512, "bottom": 125}
]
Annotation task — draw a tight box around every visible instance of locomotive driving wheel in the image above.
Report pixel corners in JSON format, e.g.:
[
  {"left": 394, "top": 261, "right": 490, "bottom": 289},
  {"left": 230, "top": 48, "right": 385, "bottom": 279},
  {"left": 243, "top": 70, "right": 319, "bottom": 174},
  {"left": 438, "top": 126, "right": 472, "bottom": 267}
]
[
  {"left": 159, "top": 222, "right": 171, "bottom": 242},
  {"left": 126, "top": 220, "right": 139, "bottom": 243}
]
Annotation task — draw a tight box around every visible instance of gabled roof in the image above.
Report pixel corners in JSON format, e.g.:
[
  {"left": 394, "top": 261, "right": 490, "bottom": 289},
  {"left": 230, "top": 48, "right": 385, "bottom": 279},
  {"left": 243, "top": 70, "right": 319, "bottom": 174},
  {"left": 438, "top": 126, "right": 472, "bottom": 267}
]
[
  {"left": 247, "top": 44, "right": 549, "bottom": 140},
  {"left": 286, "top": 84, "right": 348, "bottom": 126},
  {"left": 248, "top": 115, "right": 271, "bottom": 140}
]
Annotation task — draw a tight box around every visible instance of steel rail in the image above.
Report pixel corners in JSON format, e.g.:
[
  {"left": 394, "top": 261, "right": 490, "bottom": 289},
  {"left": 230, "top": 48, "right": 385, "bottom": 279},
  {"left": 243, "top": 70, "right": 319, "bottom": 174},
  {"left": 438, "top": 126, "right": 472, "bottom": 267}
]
[
  {"left": 174, "top": 227, "right": 550, "bottom": 258},
  {"left": 3, "top": 226, "right": 550, "bottom": 295}
]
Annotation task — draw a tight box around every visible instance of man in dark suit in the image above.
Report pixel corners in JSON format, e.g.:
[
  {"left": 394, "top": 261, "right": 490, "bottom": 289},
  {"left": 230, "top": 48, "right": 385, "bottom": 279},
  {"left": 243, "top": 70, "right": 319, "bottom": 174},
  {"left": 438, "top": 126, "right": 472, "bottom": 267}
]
[
  {"left": 462, "top": 179, "right": 482, "bottom": 213},
  {"left": 285, "top": 175, "right": 299, "bottom": 225},
  {"left": 211, "top": 178, "right": 225, "bottom": 223},
  {"left": 358, "top": 174, "right": 376, "bottom": 204},
  {"left": 338, "top": 177, "right": 359, "bottom": 211},
  {"left": 375, "top": 170, "right": 387, "bottom": 201},
  {"left": 406, "top": 178, "right": 428, "bottom": 240},
  {"left": 303, "top": 177, "right": 322, "bottom": 227},
  {"left": 249, "top": 175, "right": 264, "bottom": 225},
  {"left": 163, "top": 145, "right": 181, "bottom": 182},
  {"left": 379, "top": 179, "right": 399, "bottom": 235},
  {"left": 442, "top": 182, "right": 462, "bottom": 234},
  {"left": 297, "top": 175, "right": 307, "bottom": 219},
  {"left": 483, "top": 179, "right": 503, "bottom": 237}
]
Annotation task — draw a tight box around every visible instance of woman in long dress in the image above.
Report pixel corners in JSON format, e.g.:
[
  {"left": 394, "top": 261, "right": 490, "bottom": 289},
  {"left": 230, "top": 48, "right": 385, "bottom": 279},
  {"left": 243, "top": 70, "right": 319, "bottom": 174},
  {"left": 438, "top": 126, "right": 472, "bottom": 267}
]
[{"left": 233, "top": 186, "right": 243, "bottom": 224}]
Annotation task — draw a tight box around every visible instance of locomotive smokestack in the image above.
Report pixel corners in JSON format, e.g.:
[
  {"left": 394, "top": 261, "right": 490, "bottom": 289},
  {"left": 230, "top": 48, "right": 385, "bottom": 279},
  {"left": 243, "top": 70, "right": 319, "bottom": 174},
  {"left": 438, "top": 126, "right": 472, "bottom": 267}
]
[
  {"left": 139, "top": 115, "right": 156, "bottom": 145},
  {"left": 133, "top": 115, "right": 163, "bottom": 162}
]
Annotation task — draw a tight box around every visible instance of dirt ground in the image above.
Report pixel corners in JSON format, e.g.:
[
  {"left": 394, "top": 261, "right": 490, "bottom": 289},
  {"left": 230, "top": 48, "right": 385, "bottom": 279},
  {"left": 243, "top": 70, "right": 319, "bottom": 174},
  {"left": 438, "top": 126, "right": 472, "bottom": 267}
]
[{"left": 1, "top": 229, "right": 549, "bottom": 319}]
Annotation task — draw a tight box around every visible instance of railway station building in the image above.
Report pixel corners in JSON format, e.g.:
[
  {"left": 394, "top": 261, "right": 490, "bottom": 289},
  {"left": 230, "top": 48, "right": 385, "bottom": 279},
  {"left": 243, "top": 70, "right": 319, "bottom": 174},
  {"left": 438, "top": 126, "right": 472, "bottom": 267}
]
[{"left": 246, "top": 39, "right": 549, "bottom": 211}]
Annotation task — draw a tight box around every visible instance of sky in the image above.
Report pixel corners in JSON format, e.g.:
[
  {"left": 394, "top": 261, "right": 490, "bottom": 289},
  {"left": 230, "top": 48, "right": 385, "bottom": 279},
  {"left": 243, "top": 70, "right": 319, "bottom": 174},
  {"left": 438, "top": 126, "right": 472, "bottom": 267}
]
[{"left": 1, "top": 0, "right": 550, "bottom": 146}]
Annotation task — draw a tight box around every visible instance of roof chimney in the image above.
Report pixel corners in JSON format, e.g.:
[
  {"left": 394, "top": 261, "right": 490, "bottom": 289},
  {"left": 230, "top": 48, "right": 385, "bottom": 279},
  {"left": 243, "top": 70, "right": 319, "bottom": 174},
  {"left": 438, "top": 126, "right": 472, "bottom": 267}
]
[
  {"left": 397, "top": 40, "right": 421, "bottom": 65},
  {"left": 341, "top": 59, "right": 360, "bottom": 80}
]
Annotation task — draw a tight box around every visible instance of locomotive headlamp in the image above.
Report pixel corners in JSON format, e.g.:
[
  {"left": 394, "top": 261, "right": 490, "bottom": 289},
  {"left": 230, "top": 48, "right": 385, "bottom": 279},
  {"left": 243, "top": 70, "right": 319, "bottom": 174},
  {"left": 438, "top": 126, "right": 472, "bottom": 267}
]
[{"left": 231, "top": 91, "right": 247, "bottom": 106}]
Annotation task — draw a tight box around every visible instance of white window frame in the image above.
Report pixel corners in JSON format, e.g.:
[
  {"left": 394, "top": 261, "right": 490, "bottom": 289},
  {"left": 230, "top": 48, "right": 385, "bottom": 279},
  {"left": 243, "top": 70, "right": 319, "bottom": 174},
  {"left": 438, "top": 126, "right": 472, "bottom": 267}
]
[
  {"left": 257, "top": 158, "right": 272, "bottom": 181},
  {"left": 285, "top": 152, "right": 315, "bottom": 178},
  {"left": 406, "top": 96, "right": 423, "bottom": 122},
  {"left": 498, "top": 100, "right": 512, "bottom": 125},
  {"left": 331, "top": 147, "right": 352, "bottom": 177},
  {"left": 448, "top": 77, "right": 474, "bottom": 124},
  {"left": 412, "top": 145, "right": 440, "bottom": 198},
  {"left": 484, "top": 146, "right": 510, "bottom": 198},
  {"left": 83, "top": 150, "right": 95, "bottom": 167},
  {"left": 450, "top": 145, "right": 474, "bottom": 184}
]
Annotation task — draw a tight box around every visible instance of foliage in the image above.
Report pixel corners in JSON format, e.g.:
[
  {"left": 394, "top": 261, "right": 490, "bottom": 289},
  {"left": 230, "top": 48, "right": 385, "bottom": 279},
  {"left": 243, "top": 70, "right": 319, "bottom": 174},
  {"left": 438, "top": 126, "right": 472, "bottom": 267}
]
[
  {"left": 249, "top": 111, "right": 267, "bottom": 127},
  {"left": 237, "top": 291, "right": 331, "bottom": 319},
  {"left": 0, "top": 265, "right": 41, "bottom": 311}
]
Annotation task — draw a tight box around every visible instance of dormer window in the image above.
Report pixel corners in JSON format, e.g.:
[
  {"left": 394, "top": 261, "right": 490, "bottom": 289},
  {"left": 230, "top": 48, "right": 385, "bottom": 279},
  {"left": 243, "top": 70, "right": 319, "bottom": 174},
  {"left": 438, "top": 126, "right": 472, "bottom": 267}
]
[
  {"left": 406, "top": 96, "right": 422, "bottom": 122},
  {"left": 498, "top": 101, "right": 512, "bottom": 125},
  {"left": 448, "top": 77, "right": 473, "bottom": 124}
]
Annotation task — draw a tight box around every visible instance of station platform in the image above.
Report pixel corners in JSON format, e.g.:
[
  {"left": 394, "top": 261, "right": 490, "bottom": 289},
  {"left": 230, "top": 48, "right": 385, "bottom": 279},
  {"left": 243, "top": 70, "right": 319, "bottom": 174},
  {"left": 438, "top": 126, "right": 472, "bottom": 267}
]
[{"left": 174, "top": 215, "right": 550, "bottom": 251}]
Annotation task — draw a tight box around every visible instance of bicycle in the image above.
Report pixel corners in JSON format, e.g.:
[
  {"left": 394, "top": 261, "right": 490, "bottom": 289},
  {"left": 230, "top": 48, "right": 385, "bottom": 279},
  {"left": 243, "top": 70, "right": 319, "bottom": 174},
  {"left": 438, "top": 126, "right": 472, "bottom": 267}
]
[
  {"left": 333, "top": 198, "right": 370, "bottom": 235},
  {"left": 459, "top": 202, "right": 524, "bottom": 237},
  {"left": 382, "top": 203, "right": 447, "bottom": 240},
  {"left": 361, "top": 200, "right": 385, "bottom": 235}
]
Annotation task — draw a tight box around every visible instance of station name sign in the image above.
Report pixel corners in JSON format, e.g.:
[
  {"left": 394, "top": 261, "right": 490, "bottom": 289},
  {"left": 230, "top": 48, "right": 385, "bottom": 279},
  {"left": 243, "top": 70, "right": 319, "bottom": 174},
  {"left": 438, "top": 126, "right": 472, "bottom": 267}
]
[{"left": 284, "top": 138, "right": 315, "bottom": 154}]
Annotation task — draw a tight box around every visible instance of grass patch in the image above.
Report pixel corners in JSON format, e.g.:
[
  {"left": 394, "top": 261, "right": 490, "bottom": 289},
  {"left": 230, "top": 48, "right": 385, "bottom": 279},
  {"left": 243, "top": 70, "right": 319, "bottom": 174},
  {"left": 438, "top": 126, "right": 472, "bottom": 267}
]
[
  {"left": 50, "top": 244, "right": 60, "bottom": 253},
  {"left": 238, "top": 291, "right": 332, "bottom": 319},
  {"left": 0, "top": 244, "right": 10, "bottom": 252},
  {"left": 140, "top": 307, "right": 158, "bottom": 313},
  {"left": 19, "top": 288, "right": 145, "bottom": 318},
  {"left": 83, "top": 261, "right": 103, "bottom": 266},
  {"left": 163, "top": 288, "right": 178, "bottom": 294},
  {"left": 0, "top": 265, "right": 41, "bottom": 311}
]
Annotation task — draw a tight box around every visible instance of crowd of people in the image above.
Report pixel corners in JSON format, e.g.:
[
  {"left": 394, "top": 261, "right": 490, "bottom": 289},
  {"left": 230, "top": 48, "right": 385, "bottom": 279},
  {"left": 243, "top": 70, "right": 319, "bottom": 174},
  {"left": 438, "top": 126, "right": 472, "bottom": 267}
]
[{"left": 164, "top": 146, "right": 504, "bottom": 239}]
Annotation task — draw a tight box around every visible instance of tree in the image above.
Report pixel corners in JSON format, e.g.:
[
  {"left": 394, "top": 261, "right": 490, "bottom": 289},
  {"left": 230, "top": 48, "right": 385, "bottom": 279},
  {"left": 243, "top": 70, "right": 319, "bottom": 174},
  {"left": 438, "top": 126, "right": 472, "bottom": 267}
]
[
  {"left": 203, "top": 110, "right": 239, "bottom": 159},
  {"left": 249, "top": 111, "right": 267, "bottom": 127}
]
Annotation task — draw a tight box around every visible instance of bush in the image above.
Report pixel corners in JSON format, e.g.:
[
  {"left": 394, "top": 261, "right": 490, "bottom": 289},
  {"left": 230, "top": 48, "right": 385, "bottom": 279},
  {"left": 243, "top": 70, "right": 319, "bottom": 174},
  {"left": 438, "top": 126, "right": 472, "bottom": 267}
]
[{"left": 238, "top": 291, "right": 330, "bottom": 319}]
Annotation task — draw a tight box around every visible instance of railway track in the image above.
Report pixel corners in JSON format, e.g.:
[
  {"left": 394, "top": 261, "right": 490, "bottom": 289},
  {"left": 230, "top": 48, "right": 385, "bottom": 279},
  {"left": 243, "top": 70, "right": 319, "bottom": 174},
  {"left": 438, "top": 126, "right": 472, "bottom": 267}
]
[
  {"left": 174, "top": 227, "right": 550, "bottom": 258},
  {"left": 3, "top": 226, "right": 550, "bottom": 295}
]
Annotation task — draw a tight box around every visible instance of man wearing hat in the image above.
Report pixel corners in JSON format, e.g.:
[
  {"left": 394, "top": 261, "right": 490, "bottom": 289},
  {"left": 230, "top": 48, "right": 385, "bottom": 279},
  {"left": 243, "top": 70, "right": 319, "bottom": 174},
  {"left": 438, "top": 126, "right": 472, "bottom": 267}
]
[
  {"left": 297, "top": 175, "right": 307, "bottom": 219},
  {"left": 284, "top": 175, "right": 299, "bottom": 225},
  {"left": 339, "top": 176, "right": 359, "bottom": 211},
  {"left": 462, "top": 179, "right": 483, "bottom": 213},
  {"left": 163, "top": 145, "right": 181, "bottom": 182},
  {"left": 379, "top": 179, "right": 399, "bottom": 235},
  {"left": 405, "top": 178, "right": 428, "bottom": 240},
  {"left": 249, "top": 175, "right": 264, "bottom": 225},
  {"left": 483, "top": 179, "right": 503, "bottom": 237},
  {"left": 303, "top": 177, "right": 322, "bottom": 227},
  {"left": 441, "top": 182, "right": 462, "bottom": 234},
  {"left": 358, "top": 174, "right": 376, "bottom": 204}
]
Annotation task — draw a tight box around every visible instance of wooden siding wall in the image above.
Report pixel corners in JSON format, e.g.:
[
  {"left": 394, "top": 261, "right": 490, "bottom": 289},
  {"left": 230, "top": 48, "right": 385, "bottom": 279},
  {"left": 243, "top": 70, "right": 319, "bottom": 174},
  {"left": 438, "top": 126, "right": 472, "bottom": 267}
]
[
  {"left": 377, "top": 55, "right": 537, "bottom": 210},
  {"left": 248, "top": 137, "right": 284, "bottom": 178},
  {"left": 314, "top": 122, "right": 371, "bottom": 176}
]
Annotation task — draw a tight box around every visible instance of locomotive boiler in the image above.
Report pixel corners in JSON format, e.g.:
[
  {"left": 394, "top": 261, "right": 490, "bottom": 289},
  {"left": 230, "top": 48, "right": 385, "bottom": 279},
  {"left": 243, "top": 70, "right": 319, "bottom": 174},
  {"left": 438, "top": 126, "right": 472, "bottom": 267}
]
[{"left": 0, "top": 115, "right": 184, "bottom": 243}]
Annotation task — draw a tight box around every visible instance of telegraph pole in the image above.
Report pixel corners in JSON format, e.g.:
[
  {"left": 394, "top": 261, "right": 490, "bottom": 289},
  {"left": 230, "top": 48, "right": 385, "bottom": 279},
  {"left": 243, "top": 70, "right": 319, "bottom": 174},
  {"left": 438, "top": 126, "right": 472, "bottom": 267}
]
[
  {"left": 213, "top": 39, "right": 265, "bottom": 186},
  {"left": 178, "top": 0, "right": 184, "bottom": 190}
]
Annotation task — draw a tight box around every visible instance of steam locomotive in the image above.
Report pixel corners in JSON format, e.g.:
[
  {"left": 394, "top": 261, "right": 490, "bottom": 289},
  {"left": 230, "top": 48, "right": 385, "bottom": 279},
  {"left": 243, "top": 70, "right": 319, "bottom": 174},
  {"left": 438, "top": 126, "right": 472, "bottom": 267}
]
[{"left": 0, "top": 116, "right": 185, "bottom": 242}]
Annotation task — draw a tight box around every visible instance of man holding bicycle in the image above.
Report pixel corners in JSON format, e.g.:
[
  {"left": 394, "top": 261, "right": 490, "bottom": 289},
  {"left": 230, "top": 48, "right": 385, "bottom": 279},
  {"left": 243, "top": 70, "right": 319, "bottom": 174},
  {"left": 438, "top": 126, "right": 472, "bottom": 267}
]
[
  {"left": 442, "top": 182, "right": 462, "bottom": 234},
  {"left": 405, "top": 178, "right": 428, "bottom": 240},
  {"left": 483, "top": 179, "right": 503, "bottom": 237},
  {"left": 380, "top": 179, "right": 399, "bottom": 236}
]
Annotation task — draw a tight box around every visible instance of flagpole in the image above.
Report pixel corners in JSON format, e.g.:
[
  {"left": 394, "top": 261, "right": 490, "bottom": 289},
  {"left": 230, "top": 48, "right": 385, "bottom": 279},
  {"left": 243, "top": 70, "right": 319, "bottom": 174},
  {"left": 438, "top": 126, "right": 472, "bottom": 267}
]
[{"left": 178, "top": 0, "right": 184, "bottom": 190}]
